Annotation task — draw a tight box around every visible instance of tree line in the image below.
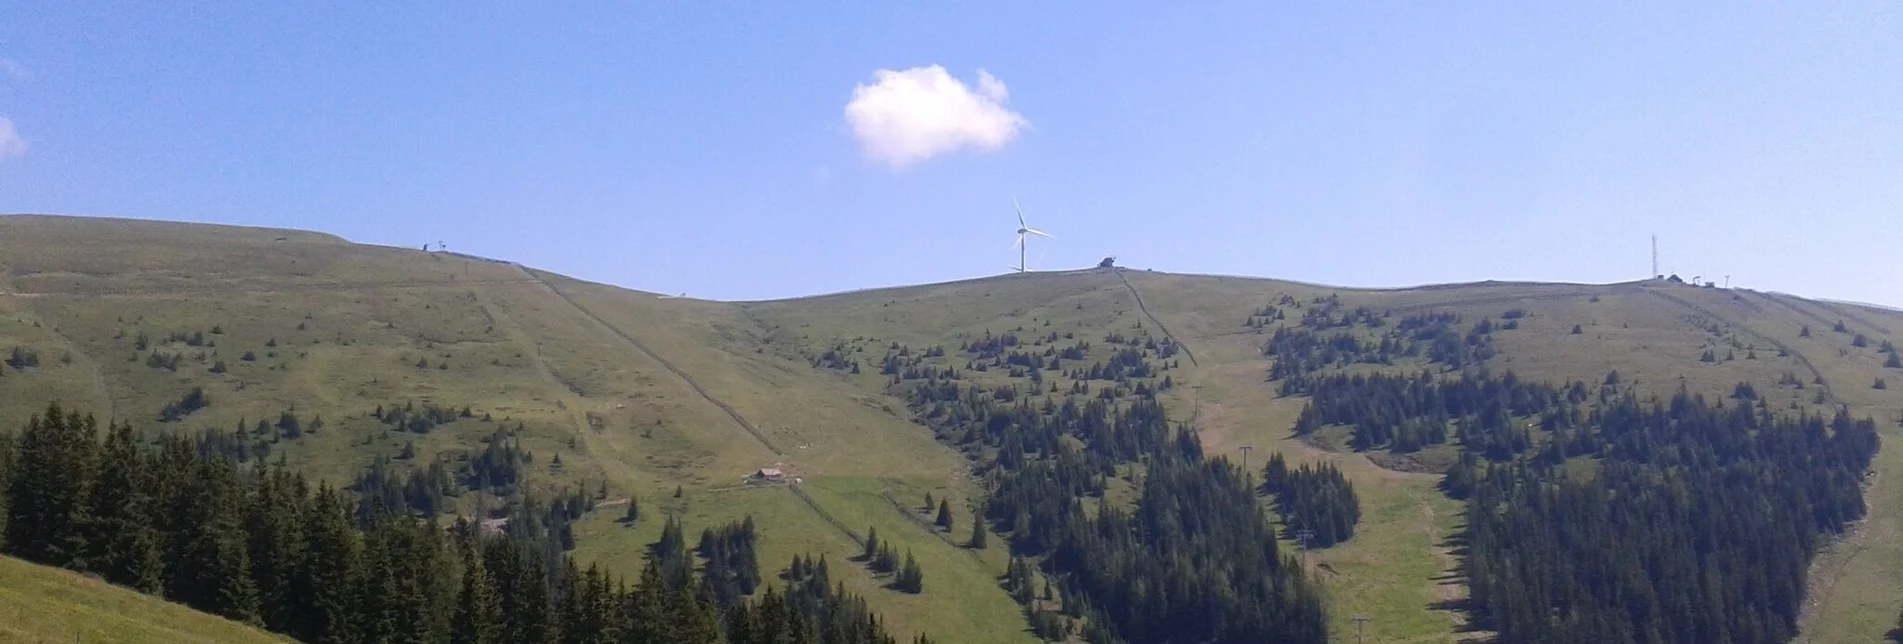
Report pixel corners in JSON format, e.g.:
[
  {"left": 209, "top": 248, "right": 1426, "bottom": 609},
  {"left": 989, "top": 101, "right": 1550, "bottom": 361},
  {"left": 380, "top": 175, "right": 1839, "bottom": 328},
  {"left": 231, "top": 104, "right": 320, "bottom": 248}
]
[{"left": 0, "top": 402, "right": 929, "bottom": 644}]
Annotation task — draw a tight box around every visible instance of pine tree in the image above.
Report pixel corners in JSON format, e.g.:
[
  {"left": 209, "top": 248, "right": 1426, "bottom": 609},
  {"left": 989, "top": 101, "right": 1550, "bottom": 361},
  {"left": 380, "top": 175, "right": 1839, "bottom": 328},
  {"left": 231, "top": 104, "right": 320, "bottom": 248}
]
[
  {"left": 293, "top": 483, "right": 360, "bottom": 644},
  {"left": 897, "top": 551, "right": 924, "bottom": 593},
  {"left": 625, "top": 559, "right": 680, "bottom": 644},
  {"left": 967, "top": 518, "right": 988, "bottom": 549},
  {"left": 183, "top": 455, "right": 261, "bottom": 623},
  {"left": 935, "top": 499, "right": 954, "bottom": 531},
  {"left": 451, "top": 548, "right": 503, "bottom": 644},
  {"left": 863, "top": 526, "right": 880, "bottom": 560},
  {"left": 483, "top": 537, "right": 552, "bottom": 644},
  {"left": 246, "top": 465, "right": 307, "bottom": 631},
  {"left": 86, "top": 420, "right": 163, "bottom": 592},
  {"left": 4, "top": 404, "right": 98, "bottom": 570}
]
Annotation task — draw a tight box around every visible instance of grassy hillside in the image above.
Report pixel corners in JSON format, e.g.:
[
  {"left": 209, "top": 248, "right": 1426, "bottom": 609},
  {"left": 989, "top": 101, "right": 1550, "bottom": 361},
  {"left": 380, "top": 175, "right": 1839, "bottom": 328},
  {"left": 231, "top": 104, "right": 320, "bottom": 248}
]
[
  {"left": 4, "top": 214, "right": 1902, "bottom": 643},
  {"left": 0, "top": 555, "right": 290, "bottom": 643}
]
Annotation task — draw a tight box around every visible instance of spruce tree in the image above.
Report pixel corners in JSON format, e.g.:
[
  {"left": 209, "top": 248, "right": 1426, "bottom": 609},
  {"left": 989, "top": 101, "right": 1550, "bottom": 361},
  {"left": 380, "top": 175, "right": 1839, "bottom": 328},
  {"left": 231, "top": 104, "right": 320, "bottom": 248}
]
[
  {"left": 86, "top": 420, "right": 163, "bottom": 592},
  {"left": 451, "top": 549, "right": 503, "bottom": 644},
  {"left": 967, "top": 518, "right": 988, "bottom": 549},
  {"left": 4, "top": 404, "right": 99, "bottom": 570},
  {"left": 177, "top": 454, "right": 261, "bottom": 623},
  {"left": 293, "top": 483, "right": 360, "bottom": 644},
  {"left": 934, "top": 499, "right": 954, "bottom": 531},
  {"left": 897, "top": 551, "right": 924, "bottom": 593},
  {"left": 625, "top": 559, "right": 678, "bottom": 643},
  {"left": 246, "top": 465, "right": 307, "bottom": 631},
  {"left": 862, "top": 526, "right": 880, "bottom": 560}
]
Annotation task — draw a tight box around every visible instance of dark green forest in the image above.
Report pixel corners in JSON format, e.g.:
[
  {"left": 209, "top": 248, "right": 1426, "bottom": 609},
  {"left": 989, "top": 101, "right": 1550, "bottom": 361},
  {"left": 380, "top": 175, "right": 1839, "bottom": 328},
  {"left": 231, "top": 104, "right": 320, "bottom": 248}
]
[
  {"left": 880, "top": 331, "right": 1330, "bottom": 644},
  {"left": 1280, "top": 365, "right": 1877, "bottom": 643},
  {"left": 0, "top": 402, "right": 930, "bottom": 644}
]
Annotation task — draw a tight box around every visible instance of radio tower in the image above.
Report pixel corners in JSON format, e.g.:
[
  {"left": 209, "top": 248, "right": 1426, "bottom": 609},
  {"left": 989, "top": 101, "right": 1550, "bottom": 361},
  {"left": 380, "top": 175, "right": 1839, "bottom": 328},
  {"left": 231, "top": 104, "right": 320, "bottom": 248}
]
[{"left": 1651, "top": 235, "right": 1659, "bottom": 279}]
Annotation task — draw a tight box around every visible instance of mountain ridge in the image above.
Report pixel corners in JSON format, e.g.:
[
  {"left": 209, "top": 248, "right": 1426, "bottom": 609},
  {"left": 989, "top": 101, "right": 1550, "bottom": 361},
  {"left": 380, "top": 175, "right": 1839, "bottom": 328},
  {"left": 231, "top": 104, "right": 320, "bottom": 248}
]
[{"left": 1, "top": 213, "right": 1900, "bottom": 643}]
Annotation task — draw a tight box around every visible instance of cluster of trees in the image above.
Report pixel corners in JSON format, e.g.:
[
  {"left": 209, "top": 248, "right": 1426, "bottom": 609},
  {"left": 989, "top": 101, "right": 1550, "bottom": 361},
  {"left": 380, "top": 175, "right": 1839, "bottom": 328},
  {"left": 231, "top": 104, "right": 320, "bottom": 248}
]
[
  {"left": 696, "top": 517, "right": 763, "bottom": 607},
  {"left": 0, "top": 402, "right": 927, "bottom": 644},
  {"left": 1260, "top": 454, "right": 1360, "bottom": 548},
  {"left": 351, "top": 455, "right": 461, "bottom": 522},
  {"left": 1285, "top": 369, "right": 1585, "bottom": 459},
  {"left": 894, "top": 329, "right": 1327, "bottom": 642},
  {"left": 1262, "top": 309, "right": 1508, "bottom": 379},
  {"left": 146, "top": 350, "right": 187, "bottom": 371},
  {"left": 158, "top": 386, "right": 212, "bottom": 422},
  {"left": 464, "top": 426, "right": 531, "bottom": 493},
  {"left": 165, "top": 330, "right": 213, "bottom": 347},
  {"left": 973, "top": 403, "right": 1323, "bottom": 643},
  {"left": 750, "top": 554, "right": 932, "bottom": 644},
  {"left": 1263, "top": 327, "right": 1405, "bottom": 378},
  {"left": 6, "top": 345, "right": 40, "bottom": 370},
  {"left": 859, "top": 527, "right": 924, "bottom": 594},
  {"left": 375, "top": 400, "right": 474, "bottom": 434},
  {"left": 1462, "top": 394, "right": 1877, "bottom": 643}
]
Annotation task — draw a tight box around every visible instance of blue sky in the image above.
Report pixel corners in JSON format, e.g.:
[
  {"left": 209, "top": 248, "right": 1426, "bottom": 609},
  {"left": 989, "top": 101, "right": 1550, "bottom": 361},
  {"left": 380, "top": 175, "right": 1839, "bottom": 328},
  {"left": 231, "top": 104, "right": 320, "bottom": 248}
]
[{"left": 1, "top": 3, "right": 1899, "bottom": 304}]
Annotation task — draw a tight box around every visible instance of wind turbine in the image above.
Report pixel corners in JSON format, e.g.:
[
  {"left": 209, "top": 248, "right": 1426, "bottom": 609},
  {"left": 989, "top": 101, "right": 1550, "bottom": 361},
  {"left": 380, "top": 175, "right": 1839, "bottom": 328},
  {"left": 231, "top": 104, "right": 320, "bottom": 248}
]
[{"left": 1012, "top": 197, "right": 1053, "bottom": 273}]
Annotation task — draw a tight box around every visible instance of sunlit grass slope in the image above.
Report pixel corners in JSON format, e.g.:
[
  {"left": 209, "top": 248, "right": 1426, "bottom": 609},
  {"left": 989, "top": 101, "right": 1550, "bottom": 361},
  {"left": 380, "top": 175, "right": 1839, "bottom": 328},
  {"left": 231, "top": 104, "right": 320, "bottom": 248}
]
[{"left": 0, "top": 555, "right": 291, "bottom": 644}]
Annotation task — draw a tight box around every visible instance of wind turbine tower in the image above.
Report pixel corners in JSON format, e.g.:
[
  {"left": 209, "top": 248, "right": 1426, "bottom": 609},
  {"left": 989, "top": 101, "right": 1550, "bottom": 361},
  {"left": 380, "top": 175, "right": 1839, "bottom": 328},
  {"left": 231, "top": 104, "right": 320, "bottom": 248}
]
[
  {"left": 1651, "top": 235, "right": 1659, "bottom": 279},
  {"left": 1012, "top": 197, "right": 1053, "bottom": 273}
]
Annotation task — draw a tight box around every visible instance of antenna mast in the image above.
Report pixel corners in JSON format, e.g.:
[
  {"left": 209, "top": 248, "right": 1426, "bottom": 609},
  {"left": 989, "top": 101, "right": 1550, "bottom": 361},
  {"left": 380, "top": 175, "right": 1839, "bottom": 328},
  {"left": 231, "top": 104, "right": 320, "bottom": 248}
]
[{"left": 1651, "top": 235, "right": 1659, "bottom": 279}]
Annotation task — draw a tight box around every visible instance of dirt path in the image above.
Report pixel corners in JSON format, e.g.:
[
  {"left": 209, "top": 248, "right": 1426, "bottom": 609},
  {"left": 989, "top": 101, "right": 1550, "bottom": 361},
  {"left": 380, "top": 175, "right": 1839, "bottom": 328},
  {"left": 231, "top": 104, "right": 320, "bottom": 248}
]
[
  {"left": 523, "top": 268, "right": 786, "bottom": 456},
  {"left": 788, "top": 485, "right": 865, "bottom": 546},
  {"left": 469, "top": 284, "right": 635, "bottom": 485},
  {"left": 1792, "top": 468, "right": 1879, "bottom": 644},
  {"left": 1115, "top": 270, "right": 1198, "bottom": 367},
  {"left": 878, "top": 487, "right": 984, "bottom": 561}
]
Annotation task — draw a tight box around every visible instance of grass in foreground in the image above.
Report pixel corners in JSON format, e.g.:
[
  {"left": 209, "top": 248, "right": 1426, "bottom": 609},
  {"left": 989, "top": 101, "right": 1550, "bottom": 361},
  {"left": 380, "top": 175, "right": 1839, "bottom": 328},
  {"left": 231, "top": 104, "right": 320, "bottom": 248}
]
[{"left": 0, "top": 556, "right": 290, "bottom": 644}]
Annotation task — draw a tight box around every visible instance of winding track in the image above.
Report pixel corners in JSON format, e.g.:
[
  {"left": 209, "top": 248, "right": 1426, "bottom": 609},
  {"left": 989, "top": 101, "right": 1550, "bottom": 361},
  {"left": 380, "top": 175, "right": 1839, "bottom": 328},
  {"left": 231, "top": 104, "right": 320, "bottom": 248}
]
[{"left": 1114, "top": 269, "right": 1199, "bottom": 367}]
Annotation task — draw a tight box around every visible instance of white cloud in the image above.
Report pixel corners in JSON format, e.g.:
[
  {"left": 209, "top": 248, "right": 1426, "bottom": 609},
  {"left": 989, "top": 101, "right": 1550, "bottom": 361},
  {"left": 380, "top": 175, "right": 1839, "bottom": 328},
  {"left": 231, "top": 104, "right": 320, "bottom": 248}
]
[
  {"left": 844, "top": 65, "right": 1028, "bottom": 169},
  {"left": 0, "top": 118, "right": 26, "bottom": 161}
]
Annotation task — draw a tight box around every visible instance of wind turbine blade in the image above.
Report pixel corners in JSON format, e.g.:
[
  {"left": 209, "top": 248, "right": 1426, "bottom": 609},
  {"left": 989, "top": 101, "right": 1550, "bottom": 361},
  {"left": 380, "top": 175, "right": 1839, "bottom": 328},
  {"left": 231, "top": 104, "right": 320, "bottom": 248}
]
[
  {"left": 1014, "top": 197, "right": 1027, "bottom": 228},
  {"left": 1025, "top": 228, "right": 1053, "bottom": 238},
  {"left": 1014, "top": 234, "right": 1025, "bottom": 248}
]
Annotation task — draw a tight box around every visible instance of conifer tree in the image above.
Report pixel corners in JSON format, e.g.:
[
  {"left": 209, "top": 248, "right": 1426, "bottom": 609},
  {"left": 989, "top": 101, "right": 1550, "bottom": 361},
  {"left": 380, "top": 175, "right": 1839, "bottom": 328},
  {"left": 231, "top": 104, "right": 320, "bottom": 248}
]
[
  {"left": 174, "top": 454, "right": 261, "bottom": 623},
  {"left": 451, "top": 548, "right": 503, "bottom": 644},
  {"left": 4, "top": 404, "right": 98, "bottom": 570},
  {"left": 934, "top": 499, "right": 953, "bottom": 531},
  {"left": 87, "top": 420, "right": 163, "bottom": 592},
  {"left": 246, "top": 465, "right": 307, "bottom": 631},
  {"left": 624, "top": 559, "right": 680, "bottom": 644},
  {"left": 897, "top": 551, "right": 924, "bottom": 594},
  {"left": 293, "top": 483, "right": 360, "bottom": 644},
  {"left": 863, "top": 526, "right": 880, "bottom": 560},
  {"left": 967, "top": 518, "right": 988, "bottom": 549}
]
